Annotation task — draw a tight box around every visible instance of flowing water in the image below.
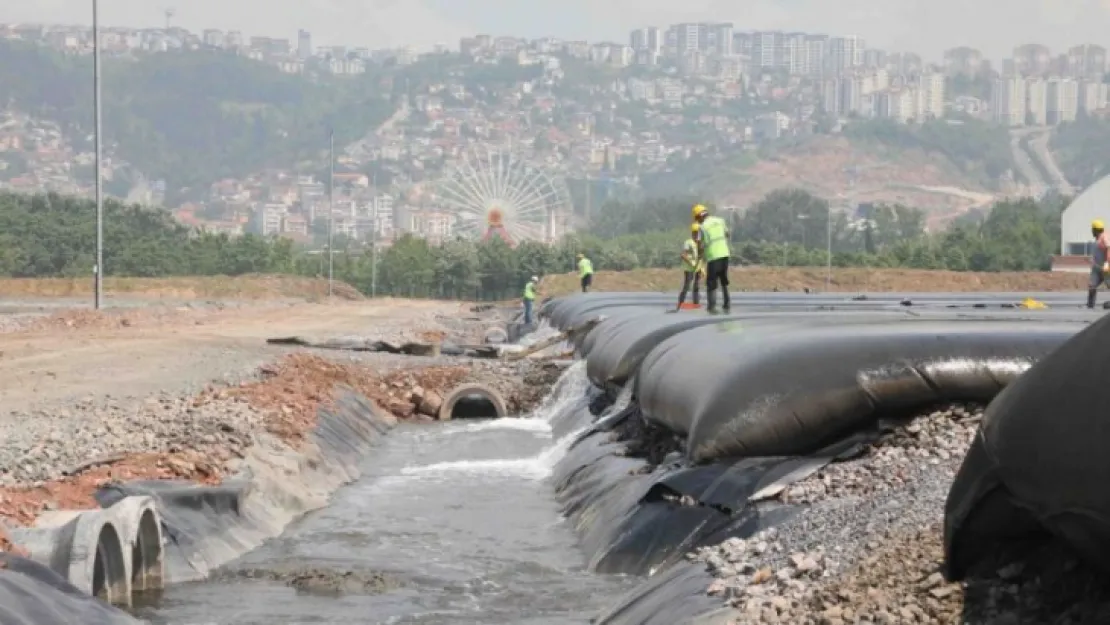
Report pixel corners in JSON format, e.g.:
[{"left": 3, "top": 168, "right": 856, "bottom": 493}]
[{"left": 137, "top": 364, "right": 636, "bottom": 624}]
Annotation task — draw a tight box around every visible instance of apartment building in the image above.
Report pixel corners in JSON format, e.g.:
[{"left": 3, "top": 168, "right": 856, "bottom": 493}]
[
  {"left": 1046, "top": 78, "right": 1079, "bottom": 124},
  {"left": 1026, "top": 78, "right": 1048, "bottom": 125},
  {"left": 990, "top": 75, "right": 1027, "bottom": 126}
]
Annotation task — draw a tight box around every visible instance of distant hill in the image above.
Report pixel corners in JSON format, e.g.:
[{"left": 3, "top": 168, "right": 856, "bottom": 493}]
[
  {"left": 643, "top": 134, "right": 1000, "bottom": 229},
  {"left": 0, "top": 41, "right": 395, "bottom": 202}
]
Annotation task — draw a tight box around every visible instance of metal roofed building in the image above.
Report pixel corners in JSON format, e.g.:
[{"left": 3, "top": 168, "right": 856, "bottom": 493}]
[{"left": 1054, "top": 174, "right": 1110, "bottom": 272}]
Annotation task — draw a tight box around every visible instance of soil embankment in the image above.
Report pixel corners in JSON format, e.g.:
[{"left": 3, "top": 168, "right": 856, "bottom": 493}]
[{"left": 540, "top": 267, "right": 1089, "bottom": 297}]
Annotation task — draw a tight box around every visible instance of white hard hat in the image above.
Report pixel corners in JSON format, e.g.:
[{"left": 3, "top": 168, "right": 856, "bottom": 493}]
[{"left": 531, "top": 275, "right": 539, "bottom": 282}]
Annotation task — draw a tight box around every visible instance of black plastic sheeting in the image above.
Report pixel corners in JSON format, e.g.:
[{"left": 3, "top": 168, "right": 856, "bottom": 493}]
[
  {"left": 95, "top": 392, "right": 393, "bottom": 580},
  {"left": 594, "top": 561, "right": 736, "bottom": 625},
  {"left": 944, "top": 312, "right": 1110, "bottom": 579},
  {"left": 0, "top": 554, "right": 138, "bottom": 624},
  {"left": 636, "top": 319, "right": 1084, "bottom": 463},
  {"left": 585, "top": 310, "right": 929, "bottom": 391},
  {"left": 552, "top": 401, "right": 871, "bottom": 577}
]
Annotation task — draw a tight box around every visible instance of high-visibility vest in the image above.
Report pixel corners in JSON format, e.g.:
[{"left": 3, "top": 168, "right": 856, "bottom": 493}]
[
  {"left": 523, "top": 282, "right": 536, "bottom": 300},
  {"left": 682, "top": 238, "right": 699, "bottom": 271},
  {"left": 701, "top": 216, "right": 730, "bottom": 261},
  {"left": 578, "top": 257, "right": 594, "bottom": 277}
]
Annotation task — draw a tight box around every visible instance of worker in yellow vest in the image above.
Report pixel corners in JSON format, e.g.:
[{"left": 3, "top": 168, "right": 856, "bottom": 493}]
[
  {"left": 576, "top": 253, "right": 594, "bottom": 292},
  {"left": 692, "top": 204, "right": 731, "bottom": 314},
  {"left": 674, "top": 222, "right": 704, "bottom": 310},
  {"left": 523, "top": 275, "right": 538, "bottom": 324}
]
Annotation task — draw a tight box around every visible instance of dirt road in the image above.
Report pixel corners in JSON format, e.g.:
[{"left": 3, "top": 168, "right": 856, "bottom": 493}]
[{"left": 0, "top": 299, "right": 463, "bottom": 416}]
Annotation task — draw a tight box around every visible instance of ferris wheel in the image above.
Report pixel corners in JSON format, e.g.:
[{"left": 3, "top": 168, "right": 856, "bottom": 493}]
[{"left": 432, "top": 145, "right": 573, "bottom": 244}]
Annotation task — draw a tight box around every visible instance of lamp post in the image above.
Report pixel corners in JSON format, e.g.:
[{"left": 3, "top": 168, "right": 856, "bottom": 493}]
[
  {"left": 92, "top": 0, "right": 104, "bottom": 309},
  {"left": 327, "top": 129, "right": 334, "bottom": 298}
]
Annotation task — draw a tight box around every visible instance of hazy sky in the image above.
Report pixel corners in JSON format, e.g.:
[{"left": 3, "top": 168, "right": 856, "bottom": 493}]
[{"left": 3, "top": 0, "right": 1110, "bottom": 61}]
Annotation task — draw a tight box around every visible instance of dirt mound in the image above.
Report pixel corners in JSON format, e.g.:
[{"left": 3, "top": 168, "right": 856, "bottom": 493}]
[
  {"left": 0, "top": 275, "right": 364, "bottom": 301},
  {"left": 539, "top": 267, "right": 1088, "bottom": 297}
]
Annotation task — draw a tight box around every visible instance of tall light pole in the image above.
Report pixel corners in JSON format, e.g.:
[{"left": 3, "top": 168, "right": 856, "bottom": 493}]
[
  {"left": 93, "top": 0, "right": 104, "bottom": 309},
  {"left": 826, "top": 202, "right": 832, "bottom": 291},
  {"left": 327, "top": 129, "right": 334, "bottom": 299},
  {"left": 370, "top": 172, "right": 378, "bottom": 298}
]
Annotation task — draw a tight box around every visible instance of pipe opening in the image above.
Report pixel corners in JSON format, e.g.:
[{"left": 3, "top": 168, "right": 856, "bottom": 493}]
[
  {"left": 132, "top": 508, "right": 165, "bottom": 595},
  {"left": 449, "top": 394, "right": 501, "bottom": 419},
  {"left": 92, "top": 522, "right": 128, "bottom": 606}
]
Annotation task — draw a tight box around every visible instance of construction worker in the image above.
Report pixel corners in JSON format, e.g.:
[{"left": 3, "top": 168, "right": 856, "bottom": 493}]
[
  {"left": 577, "top": 253, "right": 594, "bottom": 292},
  {"left": 1088, "top": 219, "right": 1109, "bottom": 309},
  {"left": 675, "top": 222, "right": 703, "bottom": 310},
  {"left": 692, "top": 203, "right": 731, "bottom": 314},
  {"left": 523, "top": 275, "right": 538, "bottom": 324}
]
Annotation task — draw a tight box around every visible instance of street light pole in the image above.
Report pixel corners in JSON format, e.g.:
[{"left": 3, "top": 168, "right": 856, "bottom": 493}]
[
  {"left": 327, "top": 129, "right": 334, "bottom": 299},
  {"left": 826, "top": 203, "right": 832, "bottom": 291},
  {"left": 92, "top": 0, "right": 104, "bottom": 309},
  {"left": 370, "top": 172, "right": 378, "bottom": 298}
]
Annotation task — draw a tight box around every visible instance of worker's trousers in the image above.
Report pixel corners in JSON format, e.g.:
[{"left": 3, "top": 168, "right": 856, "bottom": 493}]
[
  {"left": 581, "top": 274, "right": 593, "bottom": 293},
  {"left": 1088, "top": 266, "right": 1109, "bottom": 308},
  {"left": 678, "top": 270, "right": 700, "bottom": 305},
  {"left": 523, "top": 299, "right": 534, "bottom": 324},
  {"left": 705, "top": 257, "right": 731, "bottom": 312}
]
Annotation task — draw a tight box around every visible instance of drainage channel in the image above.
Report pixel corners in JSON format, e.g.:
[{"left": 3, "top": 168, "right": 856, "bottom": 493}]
[{"left": 135, "top": 377, "right": 635, "bottom": 624}]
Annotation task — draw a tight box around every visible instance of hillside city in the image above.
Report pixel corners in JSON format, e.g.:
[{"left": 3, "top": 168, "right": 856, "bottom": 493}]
[{"left": 0, "top": 20, "right": 1106, "bottom": 246}]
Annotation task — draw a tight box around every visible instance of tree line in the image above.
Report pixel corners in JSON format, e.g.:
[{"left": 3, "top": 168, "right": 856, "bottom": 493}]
[{"left": 0, "top": 190, "right": 1067, "bottom": 300}]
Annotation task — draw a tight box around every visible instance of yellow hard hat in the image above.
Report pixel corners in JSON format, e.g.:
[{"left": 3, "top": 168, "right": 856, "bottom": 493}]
[
  {"left": 692, "top": 204, "right": 708, "bottom": 219},
  {"left": 1094, "top": 219, "right": 1105, "bottom": 230},
  {"left": 690, "top": 223, "right": 700, "bottom": 233}
]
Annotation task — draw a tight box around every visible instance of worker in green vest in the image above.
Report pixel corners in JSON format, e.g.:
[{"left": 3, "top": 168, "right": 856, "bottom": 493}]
[
  {"left": 674, "top": 222, "right": 703, "bottom": 310},
  {"left": 576, "top": 253, "right": 594, "bottom": 292},
  {"left": 692, "top": 204, "right": 731, "bottom": 314},
  {"left": 523, "top": 275, "right": 538, "bottom": 324}
]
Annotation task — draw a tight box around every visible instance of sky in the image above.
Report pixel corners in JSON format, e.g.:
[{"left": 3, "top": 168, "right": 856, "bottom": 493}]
[{"left": 3, "top": 0, "right": 1110, "bottom": 62}]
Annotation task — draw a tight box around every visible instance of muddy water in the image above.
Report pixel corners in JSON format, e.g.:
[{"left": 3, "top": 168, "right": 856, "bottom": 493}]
[{"left": 137, "top": 367, "right": 635, "bottom": 624}]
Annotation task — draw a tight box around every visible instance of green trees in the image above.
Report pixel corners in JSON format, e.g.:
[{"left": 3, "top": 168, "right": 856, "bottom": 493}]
[
  {"left": 1051, "top": 115, "right": 1110, "bottom": 189},
  {"left": 0, "top": 41, "right": 394, "bottom": 202},
  {"left": 0, "top": 188, "right": 1069, "bottom": 300}
]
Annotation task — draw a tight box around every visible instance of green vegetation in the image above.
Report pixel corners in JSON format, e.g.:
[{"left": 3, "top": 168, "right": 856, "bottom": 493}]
[
  {"left": 843, "top": 118, "right": 1014, "bottom": 186},
  {"left": 1050, "top": 115, "right": 1110, "bottom": 188},
  {"left": 0, "top": 189, "right": 1066, "bottom": 301},
  {"left": 0, "top": 40, "right": 394, "bottom": 202}
]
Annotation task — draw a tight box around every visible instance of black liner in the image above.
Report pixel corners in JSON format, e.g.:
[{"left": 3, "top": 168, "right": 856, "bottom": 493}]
[
  {"left": 945, "top": 311, "right": 1110, "bottom": 578},
  {"left": 635, "top": 319, "right": 1083, "bottom": 462},
  {"left": 0, "top": 553, "right": 138, "bottom": 624},
  {"left": 95, "top": 392, "right": 394, "bottom": 581}
]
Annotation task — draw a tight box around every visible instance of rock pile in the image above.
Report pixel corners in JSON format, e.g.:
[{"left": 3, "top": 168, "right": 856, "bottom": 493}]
[{"left": 780, "top": 404, "right": 983, "bottom": 505}]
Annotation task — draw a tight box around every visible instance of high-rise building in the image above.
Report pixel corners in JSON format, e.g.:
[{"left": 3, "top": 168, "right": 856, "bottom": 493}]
[
  {"left": 1012, "top": 43, "right": 1051, "bottom": 75},
  {"left": 943, "top": 47, "right": 983, "bottom": 77},
  {"left": 646, "top": 27, "right": 663, "bottom": 54},
  {"left": 991, "top": 75, "right": 1027, "bottom": 126},
  {"left": 828, "top": 36, "right": 864, "bottom": 74},
  {"left": 804, "top": 35, "right": 828, "bottom": 76},
  {"left": 1079, "top": 80, "right": 1108, "bottom": 114},
  {"left": 782, "top": 32, "right": 807, "bottom": 74},
  {"left": 916, "top": 72, "right": 946, "bottom": 119},
  {"left": 669, "top": 23, "right": 700, "bottom": 54},
  {"left": 630, "top": 28, "right": 648, "bottom": 50},
  {"left": 751, "top": 31, "right": 780, "bottom": 69},
  {"left": 1046, "top": 78, "right": 1079, "bottom": 124},
  {"left": 1067, "top": 44, "right": 1107, "bottom": 79},
  {"left": 297, "top": 29, "right": 312, "bottom": 60},
  {"left": 1026, "top": 78, "right": 1047, "bottom": 125}
]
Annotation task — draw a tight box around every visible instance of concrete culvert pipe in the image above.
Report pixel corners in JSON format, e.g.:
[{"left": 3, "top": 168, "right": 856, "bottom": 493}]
[
  {"left": 131, "top": 507, "right": 165, "bottom": 594},
  {"left": 438, "top": 383, "right": 508, "bottom": 420}
]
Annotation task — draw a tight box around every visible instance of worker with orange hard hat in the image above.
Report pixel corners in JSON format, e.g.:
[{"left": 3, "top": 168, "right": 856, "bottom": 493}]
[{"left": 1089, "top": 219, "right": 1109, "bottom": 309}]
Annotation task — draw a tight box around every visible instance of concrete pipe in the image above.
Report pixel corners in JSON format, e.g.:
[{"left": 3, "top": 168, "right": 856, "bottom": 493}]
[
  {"left": 36, "top": 510, "right": 131, "bottom": 607},
  {"left": 438, "top": 383, "right": 508, "bottom": 420},
  {"left": 105, "top": 496, "right": 165, "bottom": 595}
]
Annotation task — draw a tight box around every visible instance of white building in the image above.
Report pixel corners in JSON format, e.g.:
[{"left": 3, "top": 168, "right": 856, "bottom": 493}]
[
  {"left": 1047, "top": 78, "right": 1079, "bottom": 124},
  {"left": 916, "top": 72, "right": 946, "bottom": 119},
  {"left": 1079, "top": 80, "right": 1108, "bottom": 114},
  {"left": 990, "top": 76, "right": 1027, "bottom": 126},
  {"left": 1026, "top": 78, "right": 1047, "bottom": 125}
]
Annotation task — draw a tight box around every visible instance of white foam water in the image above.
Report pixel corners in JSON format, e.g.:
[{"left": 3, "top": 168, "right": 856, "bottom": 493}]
[{"left": 400, "top": 426, "right": 585, "bottom": 480}]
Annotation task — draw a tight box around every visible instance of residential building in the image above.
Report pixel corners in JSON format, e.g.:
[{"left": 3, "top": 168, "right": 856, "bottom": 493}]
[
  {"left": 1079, "top": 80, "right": 1108, "bottom": 114},
  {"left": 1046, "top": 77, "right": 1079, "bottom": 124},
  {"left": 1067, "top": 44, "right": 1106, "bottom": 79},
  {"left": 1013, "top": 43, "right": 1051, "bottom": 75},
  {"left": 1026, "top": 78, "right": 1047, "bottom": 125},
  {"left": 943, "top": 47, "right": 983, "bottom": 76},
  {"left": 991, "top": 75, "right": 1027, "bottom": 126}
]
